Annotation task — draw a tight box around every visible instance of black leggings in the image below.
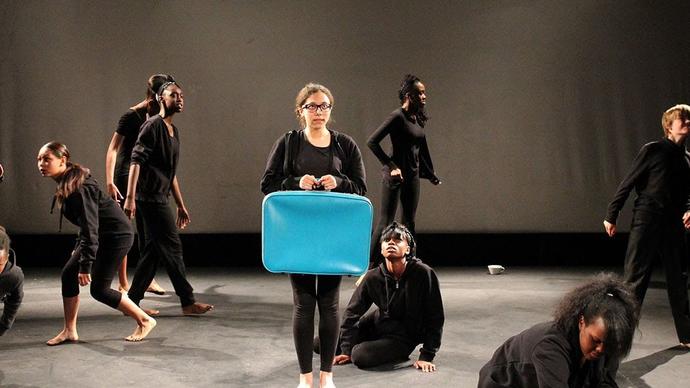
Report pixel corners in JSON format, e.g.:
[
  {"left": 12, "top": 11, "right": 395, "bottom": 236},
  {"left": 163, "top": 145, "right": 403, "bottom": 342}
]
[
  {"left": 370, "top": 174, "right": 420, "bottom": 265},
  {"left": 290, "top": 274, "right": 341, "bottom": 373},
  {"left": 61, "top": 234, "right": 133, "bottom": 309},
  {"left": 128, "top": 201, "right": 195, "bottom": 307}
]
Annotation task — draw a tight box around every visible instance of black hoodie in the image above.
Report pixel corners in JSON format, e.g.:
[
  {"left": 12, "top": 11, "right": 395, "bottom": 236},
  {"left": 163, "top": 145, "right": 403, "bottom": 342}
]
[
  {"left": 0, "top": 249, "right": 24, "bottom": 335},
  {"left": 339, "top": 257, "right": 444, "bottom": 362}
]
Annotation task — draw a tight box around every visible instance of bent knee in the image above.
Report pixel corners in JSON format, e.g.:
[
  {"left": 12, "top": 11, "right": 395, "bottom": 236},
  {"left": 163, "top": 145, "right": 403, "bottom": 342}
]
[{"left": 350, "top": 347, "right": 379, "bottom": 369}]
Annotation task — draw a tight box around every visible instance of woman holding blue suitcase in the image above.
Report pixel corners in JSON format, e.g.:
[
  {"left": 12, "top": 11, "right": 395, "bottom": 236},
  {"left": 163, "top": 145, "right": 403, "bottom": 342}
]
[{"left": 261, "top": 83, "right": 366, "bottom": 388}]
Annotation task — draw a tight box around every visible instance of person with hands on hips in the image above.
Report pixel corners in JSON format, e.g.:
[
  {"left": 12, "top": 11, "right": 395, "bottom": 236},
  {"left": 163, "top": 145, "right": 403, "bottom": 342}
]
[
  {"left": 261, "top": 83, "right": 366, "bottom": 388},
  {"left": 38, "top": 142, "right": 156, "bottom": 345},
  {"left": 123, "top": 78, "right": 213, "bottom": 317},
  {"left": 333, "top": 222, "right": 444, "bottom": 373},
  {"left": 367, "top": 74, "right": 441, "bottom": 268},
  {"left": 603, "top": 104, "right": 690, "bottom": 348}
]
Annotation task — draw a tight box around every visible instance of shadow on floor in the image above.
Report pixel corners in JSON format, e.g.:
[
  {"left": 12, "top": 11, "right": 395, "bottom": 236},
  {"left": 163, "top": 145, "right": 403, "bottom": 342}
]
[{"left": 618, "top": 346, "right": 690, "bottom": 387}]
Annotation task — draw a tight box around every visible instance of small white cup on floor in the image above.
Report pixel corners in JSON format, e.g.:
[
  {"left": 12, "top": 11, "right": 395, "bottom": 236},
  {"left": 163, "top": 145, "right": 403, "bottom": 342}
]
[{"left": 488, "top": 265, "right": 505, "bottom": 275}]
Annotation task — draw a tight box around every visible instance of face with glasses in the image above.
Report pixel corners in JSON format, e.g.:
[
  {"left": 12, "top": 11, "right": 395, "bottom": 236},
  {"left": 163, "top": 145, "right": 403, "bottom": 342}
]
[{"left": 300, "top": 91, "right": 332, "bottom": 130}]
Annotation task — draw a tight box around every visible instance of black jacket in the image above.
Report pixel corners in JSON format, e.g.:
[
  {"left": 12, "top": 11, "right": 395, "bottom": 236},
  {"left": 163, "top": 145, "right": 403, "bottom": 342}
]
[
  {"left": 606, "top": 138, "right": 690, "bottom": 224},
  {"left": 131, "top": 115, "right": 180, "bottom": 203},
  {"left": 0, "top": 249, "right": 23, "bottom": 336},
  {"left": 59, "top": 176, "right": 133, "bottom": 273},
  {"left": 260, "top": 129, "right": 367, "bottom": 195},
  {"left": 478, "top": 321, "right": 618, "bottom": 388},
  {"left": 339, "top": 257, "right": 444, "bottom": 362}
]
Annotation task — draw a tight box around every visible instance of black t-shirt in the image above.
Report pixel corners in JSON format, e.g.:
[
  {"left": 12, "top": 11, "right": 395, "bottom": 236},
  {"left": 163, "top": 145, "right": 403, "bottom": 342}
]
[
  {"left": 294, "top": 132, "right": 333, "bottom": 178},
  {"left": 114, "top": 108, "right": 147, "bottom": 178}
]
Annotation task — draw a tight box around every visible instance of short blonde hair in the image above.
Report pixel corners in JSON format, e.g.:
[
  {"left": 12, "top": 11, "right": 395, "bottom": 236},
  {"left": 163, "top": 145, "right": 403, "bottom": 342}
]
[{"left": 661, "top": 104, "right": 690, "bottom": 135}]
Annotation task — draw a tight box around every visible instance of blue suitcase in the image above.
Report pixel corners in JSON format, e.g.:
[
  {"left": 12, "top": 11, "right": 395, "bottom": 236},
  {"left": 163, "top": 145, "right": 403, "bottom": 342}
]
[{"left": 262, "top": 191, "right": 373, "bottom": 275}]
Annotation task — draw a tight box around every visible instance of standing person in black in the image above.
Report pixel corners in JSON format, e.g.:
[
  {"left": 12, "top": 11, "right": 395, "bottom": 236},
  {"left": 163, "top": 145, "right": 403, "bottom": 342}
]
[
  {"left": 261, "top": 83, "right": 366, "bottom": 388},
  {"left": 0, "top": 226, "right": 24, "bottom": 337},
  {"left": 123, "top": 79, "right": 213, "bottom": 316},
  {"left": 105, "top": 74, "right": 170, "bottom": 294},
  {"left": 333, "top": 222, "right": 444, "bottom": 373},
  {"left": 478, "top": 274, "right": 639, "bottom": 387},
  {"left": 368, "top": 74, "right": 441, "bottom": 267},
  {"left": 603, "top": 104, "right": 690, "bottom": 348},
  {"left": 38, "top": 142, "right": 156, "bottom": 344}
]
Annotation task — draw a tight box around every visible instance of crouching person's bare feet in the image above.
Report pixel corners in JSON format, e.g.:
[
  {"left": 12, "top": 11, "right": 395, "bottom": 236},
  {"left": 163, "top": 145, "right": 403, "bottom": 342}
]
[
  {"left": 182, "top": 302, "right": 214, "bottom": 315},
  {"left": 125, "top": 317, "right": 157, "bottom": 342},
  {"left": 46, "top": 329, "right": 79, "bottom": 346}
]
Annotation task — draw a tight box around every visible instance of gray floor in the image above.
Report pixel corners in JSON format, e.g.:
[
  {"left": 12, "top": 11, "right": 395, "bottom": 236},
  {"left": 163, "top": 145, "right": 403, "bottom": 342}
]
[{"left": 1, "top": 266, "right": 689, "bottom": 387}]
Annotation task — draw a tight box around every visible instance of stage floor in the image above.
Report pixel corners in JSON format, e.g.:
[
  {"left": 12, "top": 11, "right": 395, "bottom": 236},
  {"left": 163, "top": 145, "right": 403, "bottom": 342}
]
[{"left": 1, "top": 266, "right": 688, "bottom": 387}]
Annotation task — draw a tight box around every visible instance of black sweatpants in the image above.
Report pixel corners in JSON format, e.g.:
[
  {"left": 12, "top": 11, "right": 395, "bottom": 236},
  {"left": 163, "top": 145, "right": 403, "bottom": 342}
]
[
  {"left": 370, "top": 174, "right": 420, "bottom": 265},
  {"left": 290, "top": 274, "right": 341, "bottom": 373},
  {"left": 128, "top": 201, "right": 195, "bottom": 307},
  {"left": 61, "top": 233, "right": 133, "bottom": 309},
  {"left": 623, "top": 210, "right": 690, "bottom": 343}
]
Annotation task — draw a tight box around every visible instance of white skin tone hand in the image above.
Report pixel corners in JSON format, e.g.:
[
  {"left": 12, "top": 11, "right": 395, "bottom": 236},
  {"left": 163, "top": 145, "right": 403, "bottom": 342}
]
[
  {"left": 106, "top": 183, "right": 124, "bottom": 202},
  {"left": 603, "top": 220, "right": 616, "bottom": 237},
  {"left": 683, "top": 212, "right": 690, "bottom": 229},
  {"left": 318, "top": 174, "right": 337, "bottom": 190},
  {"left": 414, "top": 360, "right": 437, "bottom": 373},
  {"left": 391, "top": 168, "right": 403, "bottom": 181},
  {"left": 333, "top": 354, "right": 351, "bottom": 365},
  {"left": 177, "top": 207, "right": 191, "bottom": 229},
  {"left": 78, "top": 273, "right": 91, "bottom": 286},
  {"left": 299, "top": 175, "right": 318, "bottom": 190}
]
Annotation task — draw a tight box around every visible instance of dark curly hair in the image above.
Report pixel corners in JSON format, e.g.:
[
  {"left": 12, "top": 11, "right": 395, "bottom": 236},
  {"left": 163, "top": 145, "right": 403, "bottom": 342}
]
[
  {"left": 398, "top": 74, "right": 428, "bottom": 127},
  {"left": 380, "top": 221, "right": 416, "bottom": 257},
  {"left": 554, "top": 273, "right": 639, "bottom": 360}
]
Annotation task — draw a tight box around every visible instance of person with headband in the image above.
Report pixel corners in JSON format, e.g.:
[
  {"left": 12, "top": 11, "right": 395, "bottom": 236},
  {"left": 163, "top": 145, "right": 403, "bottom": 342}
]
[
  {"left": 0, "top": 226, "right": 24, "bottom": 337},
  {"left": 367, "top": 74, "right": 441, "bottom": 268},
  {"left": 37, "top": 142, "right": 156, "bottom": 344},
  {"left": 261, "top": 83, "right": 366, "bottom": 388},
  {"left": 123, "top": 78, "right": 213, "bottom": 316},
  {"left": 603, "top": 104, "right": 690, "bottom": 348},
  {"left": 478, "top": 274, "right": 639, "bottom": 387},
  {"left": 105, "top": 74, "right": 171, "bottom": 295},
  {"left": 332, "top": 222, "right": 444, "bottom": 373}
]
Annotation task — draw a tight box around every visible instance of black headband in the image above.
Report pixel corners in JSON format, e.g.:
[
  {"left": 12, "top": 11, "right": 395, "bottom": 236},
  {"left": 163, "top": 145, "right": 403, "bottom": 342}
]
[{"left": 157, "top": 81, "right": 177, "bottom": 96}]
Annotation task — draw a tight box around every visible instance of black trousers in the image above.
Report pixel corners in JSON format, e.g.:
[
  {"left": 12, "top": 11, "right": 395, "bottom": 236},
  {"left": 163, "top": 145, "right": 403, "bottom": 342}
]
[
  {"left": 370, "top": 174, "right": 420, "bottom": 266},
  {"left": 128, "top": 201, "right": 195, "bottom": 307},
  {"left": 623, "top": 210, "right": 690, "bottom": 343},
  {"left": 290, "top": 274, "right": 341, "bottom": 373},
  {"left": 61, "top": 233, "right": 133, "bottom": 309}
]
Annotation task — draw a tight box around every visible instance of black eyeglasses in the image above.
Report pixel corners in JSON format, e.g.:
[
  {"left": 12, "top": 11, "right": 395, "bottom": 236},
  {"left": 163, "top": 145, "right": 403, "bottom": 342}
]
[{"left": 302, "top": 103, "right": 332, "bottom": 113}]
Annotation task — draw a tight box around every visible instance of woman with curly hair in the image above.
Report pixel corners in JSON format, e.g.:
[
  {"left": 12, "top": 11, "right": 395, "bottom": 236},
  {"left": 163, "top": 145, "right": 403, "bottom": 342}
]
[{"left": 478, "top": 274, "right": 639, "bottom": 387}]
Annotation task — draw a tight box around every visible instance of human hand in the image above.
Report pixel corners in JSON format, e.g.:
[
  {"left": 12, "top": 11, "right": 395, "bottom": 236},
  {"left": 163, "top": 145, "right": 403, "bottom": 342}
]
[
  {"left": 390, "top": 168, "right": 403, "bottom": 181},
  {"left": 333, "top": 355, "right": 351, "bottom": 365},
  {"left": 78, "top": 273, "right": 92, "bottom": 287},
  {"left": 317, "top": 175, "right": 337, "bottom": 191},
  {"left": 177, "top": 207, "right": 191, "bottom": 229},
  {"left": 106, "top": 183, "right": 123, "bottom": 202},
  {"left": 603, "top": 220, "right": 616, "bottom": 237},
  {"left": 414, "top": 360, "right": 436, "bottom": 373},
  {"left": 123, "top": 197, "right": 136, "bottom": 219},
  {"left": 299, "top": 175, "right": 318, "bottom": 190}
]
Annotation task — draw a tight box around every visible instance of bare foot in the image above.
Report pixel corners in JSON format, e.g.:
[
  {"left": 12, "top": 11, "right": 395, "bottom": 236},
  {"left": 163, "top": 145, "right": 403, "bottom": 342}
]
[
  {"left": 182, "top": 302, "right": 214, "bottom": 315},
  {"left": 46, "top": 329, "right": 79, "bottom": 346},
  {"left": 125, "top": 317, "right": 157, "bottom": 342},
  {"left": 143, "top": 308, "right": 160, "bottom": 316},
  {"left": 680, "top": 342, "right": 690, "bottom": 349},
  {"left": 146, "top": 280, "right": 166, "bottom": 295},
  {"left": 298, "top": 372, "right": 313, "bottom": 388}
]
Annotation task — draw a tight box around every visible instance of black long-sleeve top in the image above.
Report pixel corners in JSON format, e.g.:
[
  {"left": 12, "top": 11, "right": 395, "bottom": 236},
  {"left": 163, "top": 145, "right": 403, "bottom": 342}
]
[
  {"left": 606, "top": 138, "right": 690, "bottom": 224},
  {"left": 59, "top": 176, "right": 133, "bottom": 273},
  {"left": 339, "top": 257, "right": 444, "bottom": 362},
  {"left": 478, "top": 321, "right": 618, "bottom": 388},
  {"left": 260, "top": 129, "right": 367, "bottom": 196},
  {"left": 114, "top": 107, "right": 147, "bottom": 179},
  {"left": 131, "top": 115, "right": 180, "bottom": 203},
  {"left": 0, "top": 250, "right": 23, "bottom": 336},
  {"left": 367, "top": 108, "right": 438, "bottom": 182}
]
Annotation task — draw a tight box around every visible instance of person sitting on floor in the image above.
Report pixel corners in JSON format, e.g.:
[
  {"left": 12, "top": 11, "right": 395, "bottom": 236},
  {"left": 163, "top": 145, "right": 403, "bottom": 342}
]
[
  {"left": 477, "top": 273, "right": 639, "bottom": 388},
  {"left": 0, "top": 225, "right": 24, "bottom": 336},
  {"left": 332, "top": 222, "right": 444, "bottom": 372}
]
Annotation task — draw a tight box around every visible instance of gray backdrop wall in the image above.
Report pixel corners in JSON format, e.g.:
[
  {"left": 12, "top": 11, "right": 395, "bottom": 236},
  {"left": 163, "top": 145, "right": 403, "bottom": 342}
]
[{"left": 1, "top": 0, "right": 689, "bottom": 234}]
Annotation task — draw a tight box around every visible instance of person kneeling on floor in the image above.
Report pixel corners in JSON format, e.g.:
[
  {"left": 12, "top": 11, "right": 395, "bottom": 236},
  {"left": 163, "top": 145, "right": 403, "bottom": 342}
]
[
  {"left": 333, "top": 222, "right": 444, "bottom": 372},
  {"left": 0, "top": 226, "right": 24, "bottom": 337}
]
